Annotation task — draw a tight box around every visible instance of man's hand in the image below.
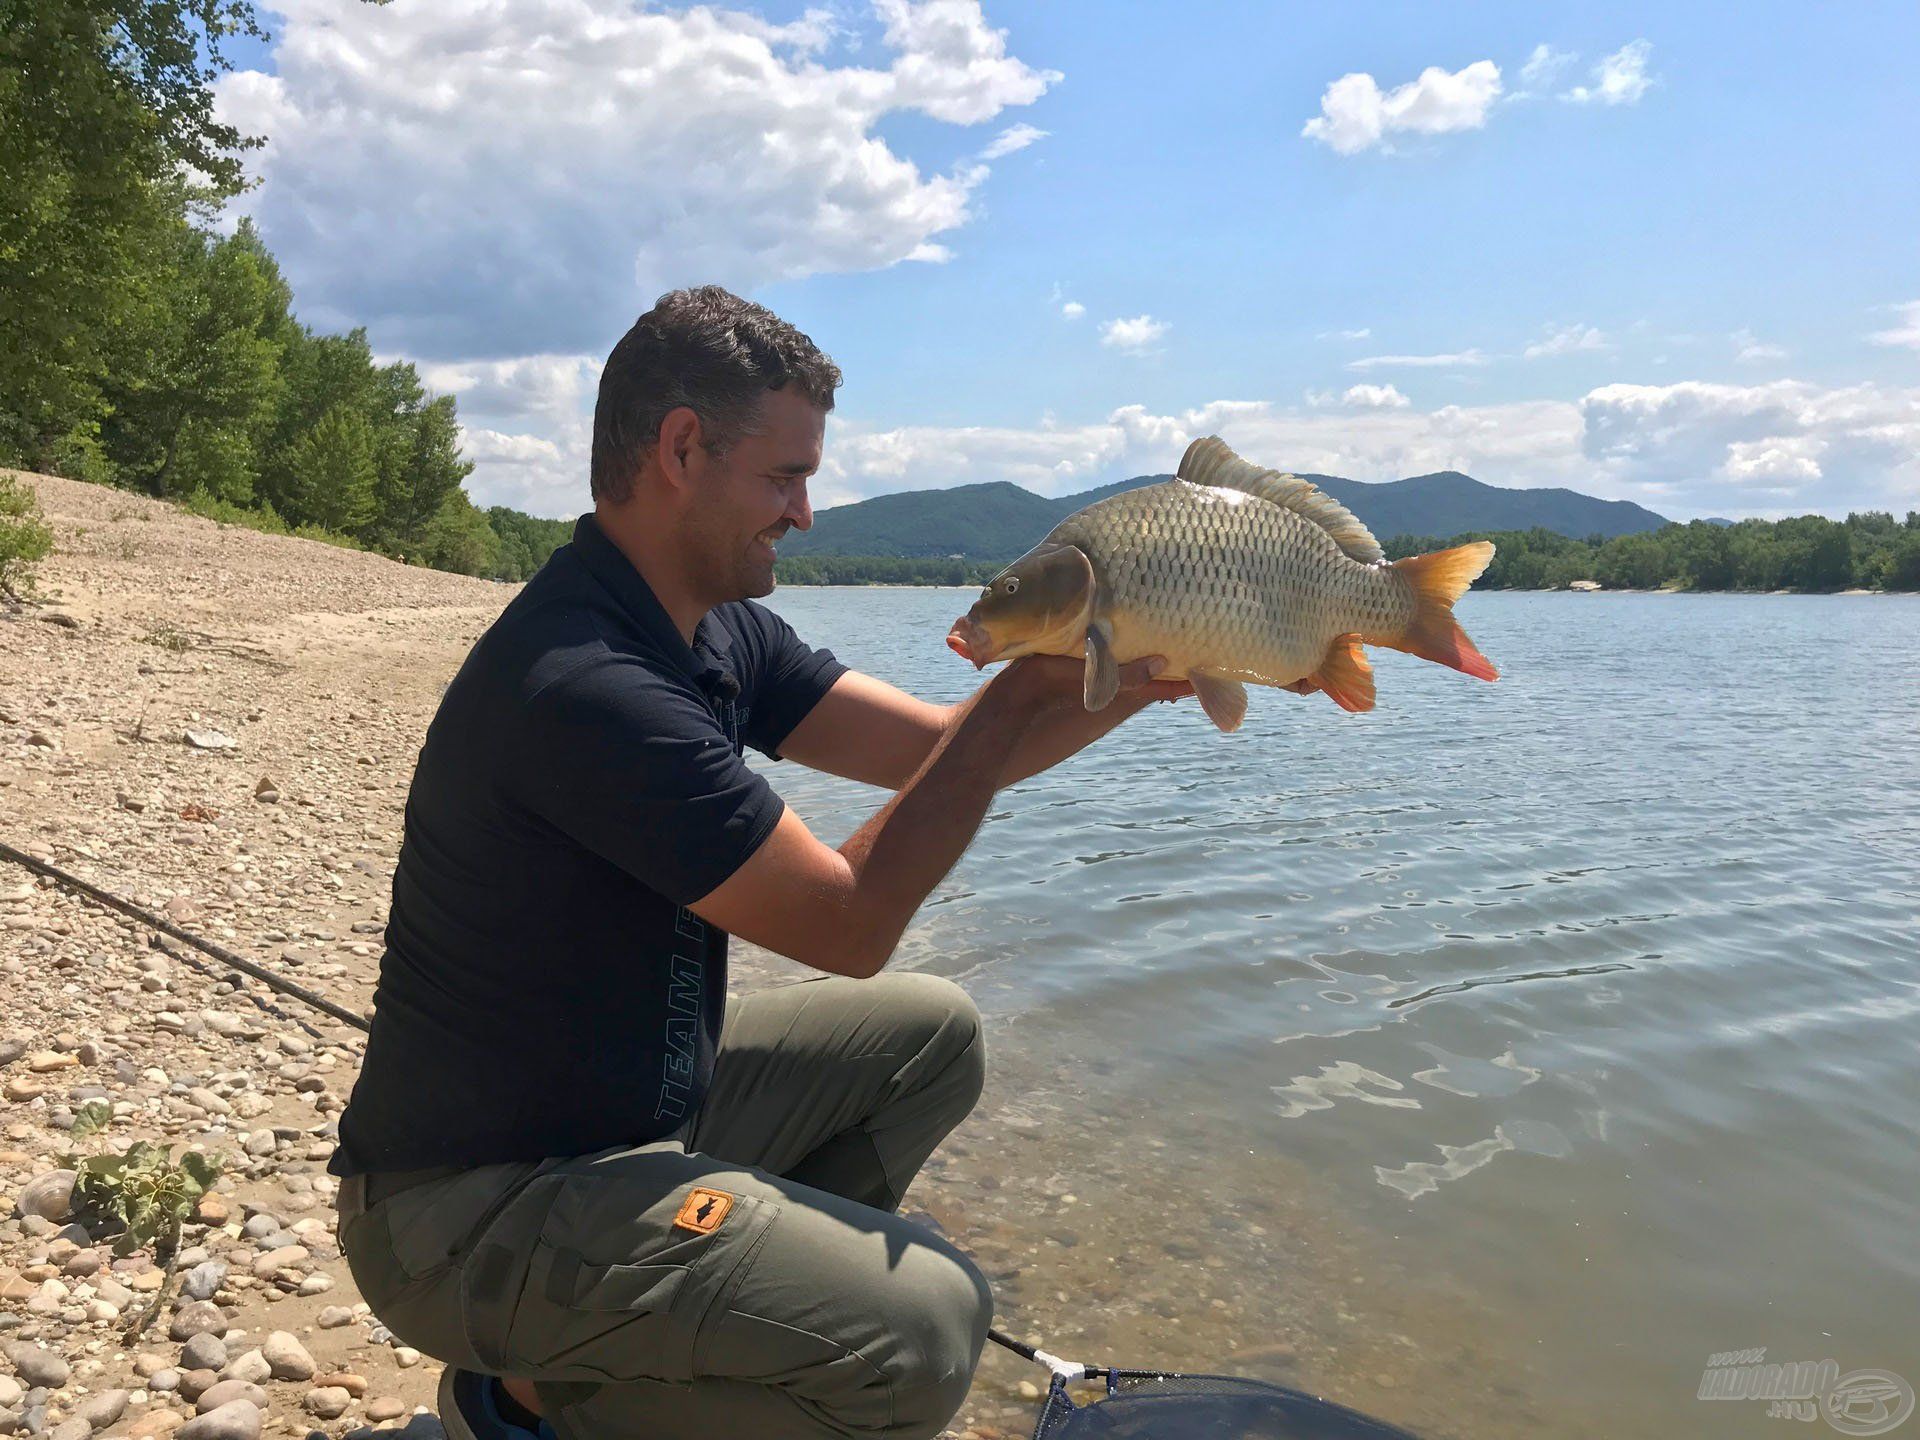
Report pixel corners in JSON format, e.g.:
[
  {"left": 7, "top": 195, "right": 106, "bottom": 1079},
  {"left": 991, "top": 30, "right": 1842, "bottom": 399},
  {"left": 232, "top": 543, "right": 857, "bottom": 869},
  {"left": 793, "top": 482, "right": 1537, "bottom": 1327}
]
[{"left": 994, "top": 653, "right": 1193, "bottom": 786}]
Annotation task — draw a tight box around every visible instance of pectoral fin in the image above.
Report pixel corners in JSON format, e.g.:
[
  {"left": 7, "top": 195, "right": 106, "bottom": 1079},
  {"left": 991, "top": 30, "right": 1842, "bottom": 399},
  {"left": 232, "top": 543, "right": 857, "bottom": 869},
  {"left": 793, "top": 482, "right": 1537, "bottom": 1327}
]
[
  {"left": 1189, "top": 670, "right": 1249, "bottom": 732},
  {"left": 1083, "top": 619, "right": 1119, "bottom": 711}
]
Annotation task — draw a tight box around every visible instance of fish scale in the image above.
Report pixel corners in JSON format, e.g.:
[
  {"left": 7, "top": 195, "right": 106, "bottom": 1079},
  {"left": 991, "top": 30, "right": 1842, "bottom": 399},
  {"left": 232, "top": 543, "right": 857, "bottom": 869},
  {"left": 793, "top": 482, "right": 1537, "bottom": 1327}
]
[{"left": 1052, "top": 481, "right": 1411, "bottom": 687}]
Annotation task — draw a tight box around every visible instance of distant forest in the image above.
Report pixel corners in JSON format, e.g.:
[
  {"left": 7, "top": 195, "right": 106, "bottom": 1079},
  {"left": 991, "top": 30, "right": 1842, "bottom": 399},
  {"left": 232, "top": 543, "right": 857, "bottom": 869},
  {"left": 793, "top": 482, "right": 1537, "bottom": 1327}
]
[{"left": 780, "top": 513, "right": 1920, "bottom": 592}]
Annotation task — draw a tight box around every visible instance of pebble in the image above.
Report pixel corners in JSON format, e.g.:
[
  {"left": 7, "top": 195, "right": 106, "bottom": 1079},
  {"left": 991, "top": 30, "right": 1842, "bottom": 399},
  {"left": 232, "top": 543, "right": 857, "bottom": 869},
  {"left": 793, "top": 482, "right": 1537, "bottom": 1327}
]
[
  {"left": 314, "top": 1307, "right": 355, "bottom": 1330},
  {"left": 168, "top": 1303, "right": 227, "bottom": 1342},
  {"left": 194, "top": 1381, "right": 266, "bottom": 1415},
  {"left": 313, "top": 1372, "right": 367, "bottom": 1397},
  {"left": 132, "top": 1355, "right": 171, "bottom": 1380},
  {"left": 179, "top": 1335, "right": 226, "bottom": 1373},
  {"left": 176, "top": 1399, "right": 262, "bottom": 1440},
  {"left": 179, "top": 1263, "right": 226, "bottom": 1304},
  {"left": 0, "top": 1376, "right": 19, "bottom": 1407},
  {"left": 48, "top": 1417, "right": 92, "bottom": 1440},
  {"left": 72, "top": 1388, "right": 129, "bottom": 1430},
  {"left": 128, "top": 1409, "right": 187, "bottom": 1438},
  {"left": 4, "top": 1341, "right": 70, "bottom": 1387},
  {"left": 175, "top": 1371, "right": 219, "bottom": 1403},
  {"left": 392, "top": 1347, "right": 421, "bottom": 1369},
  {"left": 260, "top": 1331, "right": 314, "bottom": 1382},
  {"left": 12, "top": 1173, "right": 76, "bottom": 1223},
  {"left": 365, "top": 1396, "right": 407, "bottom": 1422},
  {"left": 218, "top": 1350, "right": 269, "bottom": 1387},
  {"left": 148, "top": 1370, "right": 181, "bottom": 1394},
  {"left": 249, "top": 1247, "right": 307, "bottom": 1281},
  {"left": 303, "top": 1387, "right": 351, "bottom": 1419}
]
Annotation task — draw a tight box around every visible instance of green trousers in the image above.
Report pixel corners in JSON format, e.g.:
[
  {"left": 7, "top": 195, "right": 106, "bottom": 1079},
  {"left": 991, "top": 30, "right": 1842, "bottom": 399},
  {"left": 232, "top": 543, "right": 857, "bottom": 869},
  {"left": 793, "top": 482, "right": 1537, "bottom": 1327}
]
[{"left": 336, "top": 972, "right": 994, "bottom": 1439}]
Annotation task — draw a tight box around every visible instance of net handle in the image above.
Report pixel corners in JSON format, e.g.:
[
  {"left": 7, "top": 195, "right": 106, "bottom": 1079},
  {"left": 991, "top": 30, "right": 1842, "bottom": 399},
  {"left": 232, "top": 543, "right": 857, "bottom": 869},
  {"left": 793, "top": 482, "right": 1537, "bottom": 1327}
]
[{"left": 989, "top": 1327, "right": 1093, "bottom": 1384}]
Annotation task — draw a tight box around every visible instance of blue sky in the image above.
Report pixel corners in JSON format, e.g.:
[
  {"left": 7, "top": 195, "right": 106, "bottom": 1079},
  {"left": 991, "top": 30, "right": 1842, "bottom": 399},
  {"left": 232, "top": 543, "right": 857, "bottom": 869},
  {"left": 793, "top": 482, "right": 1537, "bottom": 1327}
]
[{"left": 216, "top": 1, "right": 1920, "bottom": 520}]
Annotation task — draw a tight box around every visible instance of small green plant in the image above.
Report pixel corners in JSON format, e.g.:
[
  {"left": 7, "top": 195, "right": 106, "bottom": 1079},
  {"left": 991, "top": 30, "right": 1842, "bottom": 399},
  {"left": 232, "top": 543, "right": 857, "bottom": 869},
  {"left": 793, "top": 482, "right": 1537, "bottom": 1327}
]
[
  {"left": 2, "top": 472, "right": 56, "bottom": 600},
  {"left": 140, "top": 622, "right": 194, "bottom": 652},
  {"left": 63, "top": 1102, "right": 224, "bottom": 1334}
]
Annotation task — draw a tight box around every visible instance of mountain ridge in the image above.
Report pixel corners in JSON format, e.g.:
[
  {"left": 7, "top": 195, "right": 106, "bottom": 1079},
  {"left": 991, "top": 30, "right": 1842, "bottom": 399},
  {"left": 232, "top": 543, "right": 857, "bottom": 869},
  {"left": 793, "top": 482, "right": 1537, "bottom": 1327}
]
[{"left": 782, "top": 468, "right": 1669, "bottom": 561}]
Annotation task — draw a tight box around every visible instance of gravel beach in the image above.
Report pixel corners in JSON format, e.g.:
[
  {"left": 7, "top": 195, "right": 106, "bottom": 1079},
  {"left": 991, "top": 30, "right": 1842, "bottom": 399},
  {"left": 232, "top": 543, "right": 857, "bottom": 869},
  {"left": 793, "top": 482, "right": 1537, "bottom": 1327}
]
[{"left": 1, "top": 471, "right": 1060, "bottom": 1440}]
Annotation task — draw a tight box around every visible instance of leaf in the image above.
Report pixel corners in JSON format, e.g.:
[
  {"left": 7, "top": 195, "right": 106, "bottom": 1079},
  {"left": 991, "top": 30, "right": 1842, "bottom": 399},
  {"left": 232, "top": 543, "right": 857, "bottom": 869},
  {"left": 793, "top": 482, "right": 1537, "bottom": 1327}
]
[
  {"left": 71, "top": 1099, "right": 113, "bottom": 1141},
  {"left": 178, "top": 1150, "right": 224, "bottom": 1193}
]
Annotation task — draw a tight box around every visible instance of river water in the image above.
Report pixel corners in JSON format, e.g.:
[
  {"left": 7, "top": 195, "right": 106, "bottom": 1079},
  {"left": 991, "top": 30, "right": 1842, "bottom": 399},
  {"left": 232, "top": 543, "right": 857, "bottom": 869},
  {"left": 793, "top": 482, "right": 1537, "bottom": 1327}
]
[{"left": 741, "top": 587, "right": 1920, "bottom": 1440}]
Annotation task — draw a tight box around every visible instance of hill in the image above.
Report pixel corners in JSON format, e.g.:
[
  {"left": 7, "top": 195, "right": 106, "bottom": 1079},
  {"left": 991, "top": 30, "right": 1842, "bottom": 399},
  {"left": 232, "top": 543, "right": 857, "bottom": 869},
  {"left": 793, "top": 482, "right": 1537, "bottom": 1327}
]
[{"left": 783, "top": 467, "right": 1669, "bottom": 562}]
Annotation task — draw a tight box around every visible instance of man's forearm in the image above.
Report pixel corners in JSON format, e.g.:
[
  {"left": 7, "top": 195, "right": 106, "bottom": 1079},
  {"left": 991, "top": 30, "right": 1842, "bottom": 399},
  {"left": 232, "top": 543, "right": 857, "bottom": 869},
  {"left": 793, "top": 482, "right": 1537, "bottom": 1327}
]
[{"left": 834, "top": 670, "right": 1047, "bottom": 973}]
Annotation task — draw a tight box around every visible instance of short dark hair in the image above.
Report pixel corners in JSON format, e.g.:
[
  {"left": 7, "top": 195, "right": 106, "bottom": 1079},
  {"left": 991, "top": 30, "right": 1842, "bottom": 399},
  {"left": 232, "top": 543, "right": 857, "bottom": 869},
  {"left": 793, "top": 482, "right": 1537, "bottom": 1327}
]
[{"left": 591, "top": 286, "right": 842, "bottom": 502}]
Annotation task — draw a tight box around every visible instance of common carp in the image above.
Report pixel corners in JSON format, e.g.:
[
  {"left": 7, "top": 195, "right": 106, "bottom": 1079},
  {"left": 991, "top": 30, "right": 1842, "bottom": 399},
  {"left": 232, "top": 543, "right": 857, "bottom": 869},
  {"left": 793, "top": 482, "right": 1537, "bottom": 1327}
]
[{"left": 944, "top": 436, "right": 1498, "bottom": 731}]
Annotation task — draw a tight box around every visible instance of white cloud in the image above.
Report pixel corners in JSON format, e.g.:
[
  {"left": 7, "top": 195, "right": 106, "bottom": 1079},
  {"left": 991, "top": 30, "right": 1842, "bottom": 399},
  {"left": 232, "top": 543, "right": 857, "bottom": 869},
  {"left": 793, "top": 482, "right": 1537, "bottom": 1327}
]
[
  {"left": 464, "top": 374, "right": 1920, "bottom": 519},
  {"left": 1060, "top": 300, "right": 1086, "bottom": 320},
  {"left": 1524, "top": 323, "right": 1611, "bottom": 359},
  {"left": 1318, "top": 327, "right": 1372, "bottom": 341},
  {"left": 979, "top": 121, "right": 1047, "bottom": 159},
  {"left": 1579, "top": 379, "right": 1920, "bottom": 506},
  {"left": 1302, "top": 60, "right": 1503, "bottom": 155},
  {"left": 792, "top": 378, "right": 1920, "bottom": 522},
  {"left": 1308, "top": 384, "right": 1411, "bottom": 410},
  {"left": 217, "top": 0, "right": 1058, "bottom": 359},
  {"left": 1348, "top": 349, "right": 1491, "bottom": 370},
  {"left": 1100, "top": 315, "right": 1170, "bottom": 353},
  {"left": 1722, "top": 436, "right": 1826, "bottom": 484},
  {"left": 1732, "top": 328, "right": 1789, "bottom": 363},
  {"left": 1518, "top": 44, "right": 1576, "bottom": 92},
  {"left": 1869, "top": 301, "right": 1920, "bottom": 351},
  {"left": 1565, "top": 40, "right": 1654, "bottom": 106}
]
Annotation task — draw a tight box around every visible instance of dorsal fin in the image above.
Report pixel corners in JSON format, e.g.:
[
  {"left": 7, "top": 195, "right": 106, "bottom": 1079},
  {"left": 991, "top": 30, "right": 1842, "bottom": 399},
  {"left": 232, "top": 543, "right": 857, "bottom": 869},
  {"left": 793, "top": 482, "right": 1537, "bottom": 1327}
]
[{"left": 1177, "top": 436, "right": 1385, "bottom": 565}]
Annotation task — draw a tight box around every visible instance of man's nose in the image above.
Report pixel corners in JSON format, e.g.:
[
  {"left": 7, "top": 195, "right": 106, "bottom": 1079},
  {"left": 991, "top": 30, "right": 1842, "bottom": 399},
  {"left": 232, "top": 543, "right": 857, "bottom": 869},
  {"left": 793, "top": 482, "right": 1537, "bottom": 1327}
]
[{"left": 785, "top": 481, "right": 813, "bottom": 531}]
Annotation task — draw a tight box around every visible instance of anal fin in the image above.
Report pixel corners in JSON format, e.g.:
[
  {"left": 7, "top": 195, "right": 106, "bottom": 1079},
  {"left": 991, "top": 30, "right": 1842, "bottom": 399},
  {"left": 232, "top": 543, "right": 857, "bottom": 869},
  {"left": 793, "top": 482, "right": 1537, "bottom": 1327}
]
[
  {"left": 1189, "top": 671, "right": 1249, "bottom": 732},
  {"left": 1310, "top": 636, "right": 1375, "bottom": 713}
]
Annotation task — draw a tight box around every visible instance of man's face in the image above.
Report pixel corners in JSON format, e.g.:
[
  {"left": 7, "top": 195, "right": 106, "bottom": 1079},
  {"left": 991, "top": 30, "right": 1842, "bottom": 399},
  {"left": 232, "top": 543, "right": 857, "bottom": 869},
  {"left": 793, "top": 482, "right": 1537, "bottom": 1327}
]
[{"left": 688, "top": 387, "right": 823, "bottom": 602}]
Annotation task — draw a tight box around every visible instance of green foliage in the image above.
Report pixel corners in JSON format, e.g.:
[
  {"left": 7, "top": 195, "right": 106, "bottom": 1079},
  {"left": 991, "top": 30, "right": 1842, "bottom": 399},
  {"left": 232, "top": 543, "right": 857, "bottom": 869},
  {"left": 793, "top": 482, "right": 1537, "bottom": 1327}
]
[
  {"left": 1380, "top": 512, "right": 1920, "bottom": 593},
  {"left": 420, "top": 490, "right": 500, "bottom": 576},
  {"left": 282, "top": 404, "right": 377, "bottom": 533},
  {"left": 0, "top": 471, "right": 55, "bottom": 598},
  {"left": 60, "top": 1099, "right": 223, "bottom": 1259},
  {"left": 484, "top": 507, "right": 573, "bottom": 580}
]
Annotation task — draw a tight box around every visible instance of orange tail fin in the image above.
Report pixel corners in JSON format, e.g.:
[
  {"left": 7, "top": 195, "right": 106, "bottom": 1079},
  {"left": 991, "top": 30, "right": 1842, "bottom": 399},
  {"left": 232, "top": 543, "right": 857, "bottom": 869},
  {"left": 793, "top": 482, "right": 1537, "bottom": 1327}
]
[{"left": 1385, "top": 542, "right": 1499, "bottom": 681}]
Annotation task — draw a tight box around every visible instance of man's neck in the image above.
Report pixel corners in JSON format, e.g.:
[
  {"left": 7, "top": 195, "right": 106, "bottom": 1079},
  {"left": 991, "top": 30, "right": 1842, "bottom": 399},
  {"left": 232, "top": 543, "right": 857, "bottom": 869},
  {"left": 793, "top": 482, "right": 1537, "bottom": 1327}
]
[{"left": 594, "top": 500, "right": 708, "bottom": 646}]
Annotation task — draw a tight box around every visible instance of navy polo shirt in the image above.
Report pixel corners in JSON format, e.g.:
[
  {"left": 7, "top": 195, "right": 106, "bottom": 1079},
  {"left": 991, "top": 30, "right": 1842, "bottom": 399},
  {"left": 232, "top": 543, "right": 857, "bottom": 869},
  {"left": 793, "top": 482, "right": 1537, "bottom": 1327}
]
[{"left": 331, "top": 513, "right": 845, "bottom": 1176}]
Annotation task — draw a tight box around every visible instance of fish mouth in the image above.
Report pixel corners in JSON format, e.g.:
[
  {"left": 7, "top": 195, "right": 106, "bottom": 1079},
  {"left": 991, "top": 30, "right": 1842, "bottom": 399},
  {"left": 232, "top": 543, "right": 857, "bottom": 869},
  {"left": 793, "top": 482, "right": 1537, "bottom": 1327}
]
[{"left": 946, "top": 617, "right": 992, "bottom": 668}]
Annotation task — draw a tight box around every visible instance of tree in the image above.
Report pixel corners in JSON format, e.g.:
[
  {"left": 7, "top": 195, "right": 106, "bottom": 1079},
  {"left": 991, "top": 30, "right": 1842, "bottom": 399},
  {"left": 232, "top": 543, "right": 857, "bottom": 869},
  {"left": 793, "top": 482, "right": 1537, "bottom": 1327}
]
[
  {"left": 0, "top": 1, "right": 267, "bottom": 470},
  {"left": 421, "top": 491, "right": 500, "bottom": 576},
  {"left": 281, "top": 406, "right": 377, "bottom": 533},
  {"left": 371, "top": 393, "right": 470, "bottom": 553},
  {"left": 98, "top": 217, "right": 291, "bottom": 498}
]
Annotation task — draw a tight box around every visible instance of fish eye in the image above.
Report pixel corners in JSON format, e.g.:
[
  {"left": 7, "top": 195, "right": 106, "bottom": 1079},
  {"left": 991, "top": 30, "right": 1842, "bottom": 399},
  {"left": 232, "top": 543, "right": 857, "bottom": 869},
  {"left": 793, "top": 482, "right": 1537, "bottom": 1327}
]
[{"left": 1003, "top": 577, "right": 1020, "bottom": 594}]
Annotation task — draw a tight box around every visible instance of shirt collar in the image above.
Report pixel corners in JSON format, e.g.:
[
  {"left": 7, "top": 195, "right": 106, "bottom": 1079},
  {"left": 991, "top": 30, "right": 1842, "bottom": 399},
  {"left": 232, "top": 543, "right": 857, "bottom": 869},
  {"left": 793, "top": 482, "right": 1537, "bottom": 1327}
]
[{"left": 570, "top": 513, "right": 734, "bottom": 686}]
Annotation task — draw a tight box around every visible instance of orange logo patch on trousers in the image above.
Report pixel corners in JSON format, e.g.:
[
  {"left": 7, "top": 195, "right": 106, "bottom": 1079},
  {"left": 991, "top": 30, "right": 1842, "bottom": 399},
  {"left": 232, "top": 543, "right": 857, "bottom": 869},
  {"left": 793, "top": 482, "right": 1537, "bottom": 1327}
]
[{"left": 673, "top": 1187, "right": 735, "bottom": 1235}]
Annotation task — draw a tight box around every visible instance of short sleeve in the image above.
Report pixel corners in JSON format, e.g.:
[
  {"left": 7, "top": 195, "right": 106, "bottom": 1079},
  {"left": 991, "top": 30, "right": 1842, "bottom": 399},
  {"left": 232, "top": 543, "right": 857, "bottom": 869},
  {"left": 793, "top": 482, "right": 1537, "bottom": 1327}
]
[
  {"left": 506, "top": 659, "right": 784, "bottom": 905},
  {"left": 738, "top": 605, "right": 848, "bottom": 758}
]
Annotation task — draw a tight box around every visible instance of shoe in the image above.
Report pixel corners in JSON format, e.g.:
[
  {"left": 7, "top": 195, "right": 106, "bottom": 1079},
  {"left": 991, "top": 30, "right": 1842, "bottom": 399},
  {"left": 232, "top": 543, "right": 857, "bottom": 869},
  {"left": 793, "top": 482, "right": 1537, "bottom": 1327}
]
[{"left": 437, "top": 1366, "right": 558, "bottom": 1440}]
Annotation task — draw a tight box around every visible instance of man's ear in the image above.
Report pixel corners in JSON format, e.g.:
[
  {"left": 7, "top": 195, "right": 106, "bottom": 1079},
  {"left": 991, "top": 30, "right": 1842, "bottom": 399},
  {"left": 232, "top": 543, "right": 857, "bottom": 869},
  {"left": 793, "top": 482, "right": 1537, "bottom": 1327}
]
[{"left": 654, "top": 406, "right": 705, "bottom": 493}]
